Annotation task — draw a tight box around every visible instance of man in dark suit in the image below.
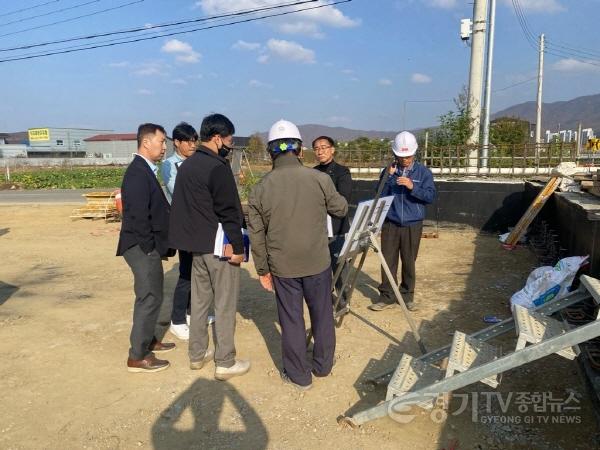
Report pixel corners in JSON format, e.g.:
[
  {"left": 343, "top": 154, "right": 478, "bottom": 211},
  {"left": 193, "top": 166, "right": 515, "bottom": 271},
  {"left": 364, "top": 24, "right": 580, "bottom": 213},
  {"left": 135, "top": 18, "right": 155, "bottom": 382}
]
[
  {"left": 117, "top": 123, "right": 176, "bottom": 373},
  {"left": 313, "top": 136, "right": 352, "bottom": 310}
]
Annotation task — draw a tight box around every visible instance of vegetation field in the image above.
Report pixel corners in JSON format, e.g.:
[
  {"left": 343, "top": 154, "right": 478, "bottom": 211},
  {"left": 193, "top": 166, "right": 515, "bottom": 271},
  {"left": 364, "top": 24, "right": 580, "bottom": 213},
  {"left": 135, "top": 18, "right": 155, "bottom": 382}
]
[{"left": 9, "top": 167, "right": 126, "bottom": 189}]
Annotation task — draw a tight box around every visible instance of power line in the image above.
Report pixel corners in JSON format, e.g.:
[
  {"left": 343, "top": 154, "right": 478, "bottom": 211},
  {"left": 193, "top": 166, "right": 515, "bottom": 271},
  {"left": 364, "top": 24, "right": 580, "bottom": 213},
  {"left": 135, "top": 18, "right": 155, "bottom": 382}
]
[
  {"left": 545, "top": 39, "right": 600, "bottom": 61},
  {"left": 0, "top": 0, "right": 352, "bottom": 63},
  {"left": 510, "top": 0, "right": 600, "bottom": 67},
  {"left": 0, "top": 0, "right": 318, "bottom": 51},
  {"left": 492, "top": 76, "right": 537, "bottom": 93},
  {"left": 1, "top": 0, "right": 100, "bottom": 28},
  {"left": 0, "top": 0, "right": 144, "bottom": 39},
  {"left": 0, "top": 1, "right": 61, "bottom": 18}
]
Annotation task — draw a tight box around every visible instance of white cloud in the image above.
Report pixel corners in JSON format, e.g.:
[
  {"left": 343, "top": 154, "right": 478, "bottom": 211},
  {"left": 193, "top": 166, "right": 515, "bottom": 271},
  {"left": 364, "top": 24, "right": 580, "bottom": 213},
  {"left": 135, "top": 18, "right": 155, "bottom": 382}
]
[
  {"left": 269, "top": 99, "right": 290, "bottom": 105},
  {"left": 197, "top": 0, "right": 359, "bottom": 38},
  {"left": 327, "top": 116, "right": 351, "bottom": 124},
  {"left": 133, "top": 61, "right": 169, "bottom": 76},
  {"left": 249, "top": 79, "right": 271, "bottom": 88},
  {"left": 266, "top": 39, "right": 315, "bottom": 64},
  {"left": 552, "top": 58, "right": 600, "bottom": 73},
  {"left": 350, "top": 77, "right": 359, "bottom": 82},
  {"left": 378, "top": 78, "right": 393, "bottom": 86},
  {"left": 423, "top": 0, "right": 457, "bottom": 9},
  {"left": 232, "top": 40, "right": 261, "bottom": 51},
  {"left": 341, "top": 69, "right": 354, "bottom": 74},
  {"left": 137, "top": 89, "right": 153, "bottom": 95},
  {"left": 170, "top": 78, "right": 188, "bottom": 85},
  {"left": 278, "top": 21, "right": 324, "bottom": 39},
  {"left": 257, "top": 54, "right": 270, "bottom": 64},
  {"left": 411, "top": 73, "right": 432, "bottom": 83},
  {"left": 109, "top": 61, "right": 129, "bottom": 68},
  {"left": 500, "top": 0, "right": 565, "bottom": 13},
  {"left": 161, "top": 39, "right": 201, "bottom": 63}
]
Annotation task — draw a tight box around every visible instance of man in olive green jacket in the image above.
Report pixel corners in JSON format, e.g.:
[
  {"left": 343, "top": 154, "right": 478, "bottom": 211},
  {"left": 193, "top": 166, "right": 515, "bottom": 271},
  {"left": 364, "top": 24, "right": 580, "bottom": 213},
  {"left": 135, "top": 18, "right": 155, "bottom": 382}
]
[{"left": 247, "top": 120, "right": 348, "bottom": 390}]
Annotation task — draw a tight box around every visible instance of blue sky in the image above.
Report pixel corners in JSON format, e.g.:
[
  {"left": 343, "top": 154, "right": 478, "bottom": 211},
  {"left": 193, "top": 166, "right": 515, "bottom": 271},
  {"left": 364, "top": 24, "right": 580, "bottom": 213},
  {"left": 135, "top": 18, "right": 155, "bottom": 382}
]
[{"left": 1, "top": 0, "right": 599, "bottom": 136}]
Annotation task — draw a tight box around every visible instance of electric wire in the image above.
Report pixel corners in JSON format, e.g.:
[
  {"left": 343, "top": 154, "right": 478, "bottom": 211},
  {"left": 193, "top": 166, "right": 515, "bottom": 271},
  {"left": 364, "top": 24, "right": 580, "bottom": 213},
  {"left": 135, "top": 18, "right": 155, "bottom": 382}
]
[
  {"left": 0, "top": 0, "right": 145, "bottom": 39},
  {"left": 0, "top": 1, "right": 61, "bottom": 19},
  {"left": 0, "top": 0, "right": 352, "bottom": 63},
  {"left": 0, "top": 0, "right": 318, "bottom": 51},
  {"left": 0, "top": 0, "right": 100, "bottom": 28}
]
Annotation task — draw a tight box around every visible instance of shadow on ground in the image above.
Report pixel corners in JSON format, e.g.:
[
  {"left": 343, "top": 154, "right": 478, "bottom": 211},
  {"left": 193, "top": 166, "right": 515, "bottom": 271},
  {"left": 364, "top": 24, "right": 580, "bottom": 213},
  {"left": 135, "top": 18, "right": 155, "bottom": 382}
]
[{"left": 152, "top": 378, "right": 268, "bottom": 449}]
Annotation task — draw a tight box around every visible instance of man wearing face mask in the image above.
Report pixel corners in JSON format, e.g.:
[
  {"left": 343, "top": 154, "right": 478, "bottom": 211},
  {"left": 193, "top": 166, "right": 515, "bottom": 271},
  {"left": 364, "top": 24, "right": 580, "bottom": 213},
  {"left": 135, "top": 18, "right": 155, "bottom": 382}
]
[
  {"left": 368, "top": 131, "right": 436, "bottom": 313},
  {"left": 169, "top": 113, "right": 250, "bottom": 380}
]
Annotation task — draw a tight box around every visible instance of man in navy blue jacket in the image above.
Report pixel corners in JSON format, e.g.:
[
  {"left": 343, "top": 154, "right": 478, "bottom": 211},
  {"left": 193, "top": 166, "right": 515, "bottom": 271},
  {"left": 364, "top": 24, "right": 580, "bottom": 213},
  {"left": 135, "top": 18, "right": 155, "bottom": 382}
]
[{"left": 369, "top": 131, "right": 436, "bottom": 312}]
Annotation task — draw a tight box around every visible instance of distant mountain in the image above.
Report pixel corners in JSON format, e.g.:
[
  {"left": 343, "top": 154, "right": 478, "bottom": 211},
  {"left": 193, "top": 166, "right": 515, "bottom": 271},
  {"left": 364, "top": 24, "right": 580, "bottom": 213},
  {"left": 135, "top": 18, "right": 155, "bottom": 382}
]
[
  {"left": 258, "top": 124, "right": 398, "bottom": 145},
  {"left": 492, "top": 93, "right": 600, "bottom": 132}
]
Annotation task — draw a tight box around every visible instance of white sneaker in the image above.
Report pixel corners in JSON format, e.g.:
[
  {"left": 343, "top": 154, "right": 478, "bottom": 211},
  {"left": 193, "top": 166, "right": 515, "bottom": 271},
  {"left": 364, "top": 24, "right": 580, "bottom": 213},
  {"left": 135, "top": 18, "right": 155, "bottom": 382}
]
[
  {"left": 169, "top": 323, "right": 189, "bottom": 341},
  {"left": 186, "top": 315, "right": 215, "bottom": 326},
  {"left": 215, "top": 359, "right": 251, "bottom": 380},
  {"left": 190, "top": 349, "right": 214, "bottom": 370}
]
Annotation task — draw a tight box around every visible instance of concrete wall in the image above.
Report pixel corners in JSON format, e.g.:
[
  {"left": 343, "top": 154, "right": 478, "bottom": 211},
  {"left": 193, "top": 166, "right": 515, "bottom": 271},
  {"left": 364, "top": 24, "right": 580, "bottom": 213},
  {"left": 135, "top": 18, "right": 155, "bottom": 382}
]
[
  {"left": 85, "top": 140, "right": 137, "bottom": 158},
  {"left": 351, "top": 178, "right": 527, "bottom": 232},
  {"left": 533, "top": 184, "right": 600, "bottom": 277}
]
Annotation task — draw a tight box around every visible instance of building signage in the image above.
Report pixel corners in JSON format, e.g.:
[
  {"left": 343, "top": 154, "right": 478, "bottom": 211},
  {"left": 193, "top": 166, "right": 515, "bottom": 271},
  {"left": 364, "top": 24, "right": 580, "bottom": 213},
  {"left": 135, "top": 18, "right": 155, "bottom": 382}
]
[{"left": 28, "top": 128, "right": 50, "bottom": 141}]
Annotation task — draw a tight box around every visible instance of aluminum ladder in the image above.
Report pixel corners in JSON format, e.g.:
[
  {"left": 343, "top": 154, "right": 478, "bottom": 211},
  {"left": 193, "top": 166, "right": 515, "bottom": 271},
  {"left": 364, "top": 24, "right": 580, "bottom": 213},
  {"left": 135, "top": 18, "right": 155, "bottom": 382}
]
[{"left": 339, "top": 276, "right": 600, "bottom": 427}]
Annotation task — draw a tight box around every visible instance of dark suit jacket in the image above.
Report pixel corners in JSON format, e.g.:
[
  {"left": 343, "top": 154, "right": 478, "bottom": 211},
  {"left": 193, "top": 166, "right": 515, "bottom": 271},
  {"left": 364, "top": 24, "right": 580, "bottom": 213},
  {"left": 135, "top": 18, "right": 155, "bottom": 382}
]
[
  {"left": 314, "top": 160, "right": 352, "bottom": 235},
  {"left": 116, "top": 154, "right": 174, "bottom": 257}
]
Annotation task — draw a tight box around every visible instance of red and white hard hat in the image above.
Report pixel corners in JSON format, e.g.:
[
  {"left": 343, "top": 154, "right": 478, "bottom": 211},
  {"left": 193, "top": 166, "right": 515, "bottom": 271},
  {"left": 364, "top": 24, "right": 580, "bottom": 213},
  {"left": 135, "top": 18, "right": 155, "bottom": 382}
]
[{"left": 392, "top": 131, "right": 418, "bottom": 157}]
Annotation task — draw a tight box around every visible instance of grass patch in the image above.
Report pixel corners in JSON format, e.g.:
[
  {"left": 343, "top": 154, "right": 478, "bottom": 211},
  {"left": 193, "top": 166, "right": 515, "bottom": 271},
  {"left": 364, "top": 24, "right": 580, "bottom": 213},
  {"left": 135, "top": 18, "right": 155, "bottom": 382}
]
[{"left": 10, "top": 167, "right": 126, "bottom": 189}]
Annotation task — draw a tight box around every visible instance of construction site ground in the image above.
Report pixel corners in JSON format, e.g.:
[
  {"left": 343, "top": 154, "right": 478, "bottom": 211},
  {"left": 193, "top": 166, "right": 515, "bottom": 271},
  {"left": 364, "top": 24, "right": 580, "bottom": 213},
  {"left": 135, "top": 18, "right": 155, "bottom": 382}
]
[{"left": 1, "top": 204, "right": 599, "bottom": 450}]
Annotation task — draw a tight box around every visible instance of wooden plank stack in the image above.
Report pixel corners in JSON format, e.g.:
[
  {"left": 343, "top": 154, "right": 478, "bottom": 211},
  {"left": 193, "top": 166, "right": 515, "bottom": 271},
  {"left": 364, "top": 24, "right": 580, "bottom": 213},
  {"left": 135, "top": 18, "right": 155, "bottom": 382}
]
[
  {"left": 70, "top": 191, "right": 120, "bottom": 222},
  {"left": 577, "top": 169, "right": 600, "bottom": 198},
  {"left": 503, "top": 176, "right": 562, "bottom": 249}
]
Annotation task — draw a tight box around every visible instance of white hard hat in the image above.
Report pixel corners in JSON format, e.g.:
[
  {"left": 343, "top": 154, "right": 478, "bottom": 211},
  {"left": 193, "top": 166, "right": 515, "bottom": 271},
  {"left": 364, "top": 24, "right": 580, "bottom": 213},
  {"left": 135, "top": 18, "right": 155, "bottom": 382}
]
[
  {"left": 392, "top": 131, "right": 418, "bottom": 157},
  {"left": 268, "top": 119, "right": 302, "bottom": 143}
]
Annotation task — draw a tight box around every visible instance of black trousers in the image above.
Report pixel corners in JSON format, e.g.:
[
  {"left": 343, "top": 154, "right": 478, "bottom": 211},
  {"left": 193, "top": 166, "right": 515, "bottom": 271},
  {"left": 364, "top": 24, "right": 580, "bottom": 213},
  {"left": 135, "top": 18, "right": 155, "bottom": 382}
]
[
  {"left": 123, "top": 245, "right": 164, "bottom": 360},
  {"left": 378, "top": 221, "right": 423, "bottom": 305},
  {"left": 171, "top": 250, "right": 192, "bottom": 325},
  {"left": 329, "top": 235, "right": 349, "bottom": 303},
  {"left": 272, "top": 268, "right": 335, "bottom": 386}
]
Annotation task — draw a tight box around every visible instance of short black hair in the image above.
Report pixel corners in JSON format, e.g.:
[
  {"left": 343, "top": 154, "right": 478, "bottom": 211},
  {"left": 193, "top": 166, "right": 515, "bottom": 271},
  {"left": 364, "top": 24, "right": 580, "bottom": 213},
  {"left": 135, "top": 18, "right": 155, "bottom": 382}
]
[
  {"left": 199, "top": 113, "right": 235, "bottom": 142},
  {"left": 172, "top": 122, "right": 198, "bottom": 142},
  {"left": 312, "top": 135, "right": 335, "bottom": 149},
  {"left": 137, "top": 123, "right": 166, "bottom": 148}
]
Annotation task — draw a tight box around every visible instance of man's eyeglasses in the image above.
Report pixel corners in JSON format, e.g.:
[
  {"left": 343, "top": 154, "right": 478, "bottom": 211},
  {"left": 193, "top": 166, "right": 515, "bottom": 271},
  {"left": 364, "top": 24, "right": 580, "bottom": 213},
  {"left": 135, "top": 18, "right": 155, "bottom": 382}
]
[{"left": 313, "top": 145, "right": 332, "bottom": 152}]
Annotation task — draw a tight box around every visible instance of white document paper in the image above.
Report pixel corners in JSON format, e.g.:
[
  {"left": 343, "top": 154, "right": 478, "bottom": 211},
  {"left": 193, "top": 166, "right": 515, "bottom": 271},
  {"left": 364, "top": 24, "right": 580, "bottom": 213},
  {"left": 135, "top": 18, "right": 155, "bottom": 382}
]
[{"left": 327, "top": 215, "right": 333, "bottom": 238}]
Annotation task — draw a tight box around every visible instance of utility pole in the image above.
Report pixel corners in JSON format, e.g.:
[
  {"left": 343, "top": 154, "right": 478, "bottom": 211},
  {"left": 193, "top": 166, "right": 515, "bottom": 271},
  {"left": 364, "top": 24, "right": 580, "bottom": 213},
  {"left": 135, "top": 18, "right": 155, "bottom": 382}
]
[
  {"left": 535, "top": 34, "right": 545, "bottom": 147},
  {"left": 481, "top": 0, "right": 496, "bottom": 168},
  {"left": 466, "top": 0, "right": 488, "bottom": 168}
]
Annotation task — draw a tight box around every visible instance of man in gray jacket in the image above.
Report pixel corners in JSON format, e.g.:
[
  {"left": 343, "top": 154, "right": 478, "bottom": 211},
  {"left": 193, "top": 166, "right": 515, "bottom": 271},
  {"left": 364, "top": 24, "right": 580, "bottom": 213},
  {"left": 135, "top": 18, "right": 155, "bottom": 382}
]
[{"left": 247, "top": 120, "right": 348, "bottom": 391}]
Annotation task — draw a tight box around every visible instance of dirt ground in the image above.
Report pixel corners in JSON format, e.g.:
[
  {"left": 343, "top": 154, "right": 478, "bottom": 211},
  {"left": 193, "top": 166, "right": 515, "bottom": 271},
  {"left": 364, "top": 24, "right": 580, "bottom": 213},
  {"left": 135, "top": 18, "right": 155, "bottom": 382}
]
[{"left": 1, "top": 204, "right": 599, "bottom": 450}]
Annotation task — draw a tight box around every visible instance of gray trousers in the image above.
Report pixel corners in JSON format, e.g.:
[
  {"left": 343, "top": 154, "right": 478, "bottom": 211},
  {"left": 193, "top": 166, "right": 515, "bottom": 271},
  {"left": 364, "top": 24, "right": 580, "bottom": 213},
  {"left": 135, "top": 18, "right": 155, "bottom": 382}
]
[
  {"left": 378, "top": 221, "right": 423, "bottom": 305},
  {"left": 190, "top": 253, "right": 239, "bottom": 368},
  {"left": 123, "top": 245, "right": 164, "bottom": 360}
]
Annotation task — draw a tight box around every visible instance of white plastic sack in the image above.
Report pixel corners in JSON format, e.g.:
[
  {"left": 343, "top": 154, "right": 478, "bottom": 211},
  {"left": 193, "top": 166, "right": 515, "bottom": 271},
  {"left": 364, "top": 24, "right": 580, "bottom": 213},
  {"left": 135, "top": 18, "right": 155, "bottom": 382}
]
[{"left": 510, "top": 255, "right": 589, "bottom": 309}]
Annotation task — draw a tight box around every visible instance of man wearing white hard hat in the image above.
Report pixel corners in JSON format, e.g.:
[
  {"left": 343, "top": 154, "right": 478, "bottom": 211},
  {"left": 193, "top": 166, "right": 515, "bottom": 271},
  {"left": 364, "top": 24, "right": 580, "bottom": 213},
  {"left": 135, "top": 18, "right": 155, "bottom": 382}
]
[
  {"left": 368, "top": 131, "right": 436, "bottom": 312},
  {"left": 247, "top": 120, "right": 348, "bottom": 391}
]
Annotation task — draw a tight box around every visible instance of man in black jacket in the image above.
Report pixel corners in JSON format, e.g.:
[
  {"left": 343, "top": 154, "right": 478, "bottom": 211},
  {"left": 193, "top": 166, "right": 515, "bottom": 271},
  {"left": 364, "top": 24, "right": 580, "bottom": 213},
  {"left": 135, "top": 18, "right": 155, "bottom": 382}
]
[
  {"left": 117, "top": 123, "right": 176, "bottom": 373},
  {"left": 313, "top": 136, "right": 352, "bottom": 309},
  {"left": 169, "top": 113, "right": 250, "bottom": 380}
]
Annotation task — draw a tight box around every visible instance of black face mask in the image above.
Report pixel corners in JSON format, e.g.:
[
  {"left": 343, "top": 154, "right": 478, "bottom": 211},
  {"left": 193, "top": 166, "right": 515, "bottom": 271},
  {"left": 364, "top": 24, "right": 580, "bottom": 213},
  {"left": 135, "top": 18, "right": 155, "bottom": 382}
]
[{"left": 218, "top": 143, "right": 233, "bottom": 158}]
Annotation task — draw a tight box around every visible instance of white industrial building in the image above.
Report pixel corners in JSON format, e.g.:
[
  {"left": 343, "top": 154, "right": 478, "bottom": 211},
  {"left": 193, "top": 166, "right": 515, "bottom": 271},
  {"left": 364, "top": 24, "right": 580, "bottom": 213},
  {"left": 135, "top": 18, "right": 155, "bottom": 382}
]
[{"left": 27, "top": 127, "right": 112, "bottom": 157}]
